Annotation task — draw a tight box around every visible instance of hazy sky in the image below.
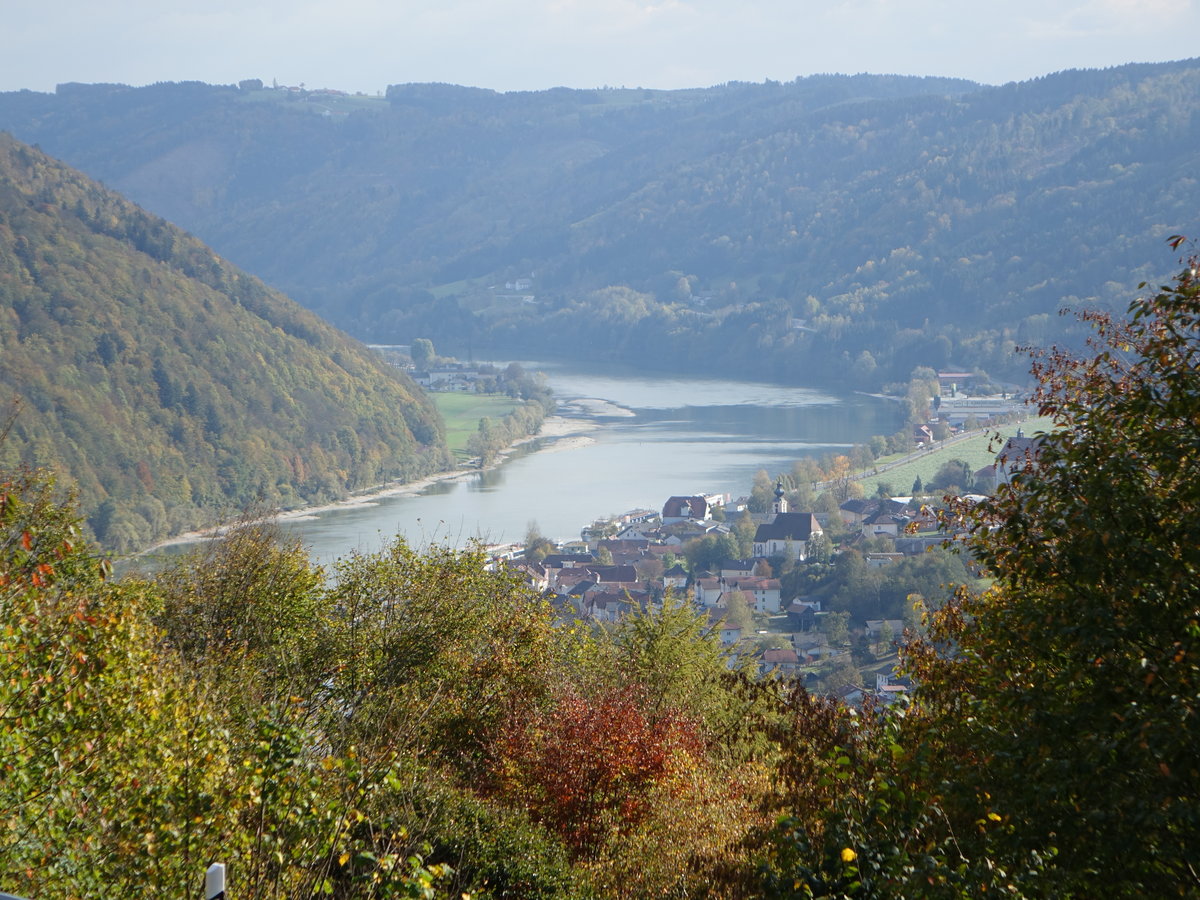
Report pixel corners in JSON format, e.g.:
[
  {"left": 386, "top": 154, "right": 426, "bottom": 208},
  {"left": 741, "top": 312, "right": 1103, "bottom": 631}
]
[{"left": 6, "top": 0, "right": 1200, "bottom": 95}]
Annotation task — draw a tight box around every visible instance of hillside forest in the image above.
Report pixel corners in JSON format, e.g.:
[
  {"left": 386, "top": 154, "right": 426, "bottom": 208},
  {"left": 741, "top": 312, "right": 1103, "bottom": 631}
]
[
  {"left": 0, "top": 135, "right": 448, "bottom": 552},
  {"left": 0, "top": 248, "right": 1196, "bottom": 898},
  {"left": 1, "top": 62, "right": 1198, "bottom": 386}
]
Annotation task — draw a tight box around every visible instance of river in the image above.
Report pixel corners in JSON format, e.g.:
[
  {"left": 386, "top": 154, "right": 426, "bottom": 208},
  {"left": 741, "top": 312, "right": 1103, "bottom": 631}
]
[{"left": 275, "top": 361, "right": 903, "bottom": 565}]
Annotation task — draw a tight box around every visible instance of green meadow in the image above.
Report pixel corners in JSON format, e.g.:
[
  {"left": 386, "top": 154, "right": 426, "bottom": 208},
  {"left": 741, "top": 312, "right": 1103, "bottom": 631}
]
[
  {"left": 433, "top": 393, "right": 521, "bottom": 454},
  {"left": 857, "top": 416, "right": 1055, "bottom": 497}
]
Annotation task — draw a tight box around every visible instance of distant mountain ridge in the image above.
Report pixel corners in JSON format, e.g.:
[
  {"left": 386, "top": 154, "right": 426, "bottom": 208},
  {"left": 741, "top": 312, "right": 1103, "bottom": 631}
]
[
  {"left": 1, "top": 61, "right": 1198, "bottom": 385},
  {"left": 0, "top": 134, "right": 448, "bottom": 552}
]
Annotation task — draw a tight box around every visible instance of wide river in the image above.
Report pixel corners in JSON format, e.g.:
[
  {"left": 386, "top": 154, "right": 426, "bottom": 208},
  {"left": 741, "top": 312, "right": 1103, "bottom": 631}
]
[{"left": 278, "top": 361, "right": 903, "bottom": 565}]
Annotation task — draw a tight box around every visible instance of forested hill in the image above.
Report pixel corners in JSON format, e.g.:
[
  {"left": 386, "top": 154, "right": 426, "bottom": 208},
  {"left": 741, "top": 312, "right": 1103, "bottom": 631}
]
[
  {"left": 1, "top": 62, "right": 1199, "bottom": 386},
  {"left": 0, "top": 135, "right": 448, "bottom": 552}
]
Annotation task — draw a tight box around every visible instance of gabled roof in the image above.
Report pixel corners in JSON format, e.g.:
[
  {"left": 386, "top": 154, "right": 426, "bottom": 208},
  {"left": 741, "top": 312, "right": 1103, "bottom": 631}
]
[
  {"left": 662, "top": 495, "right": 709, "bottom": 519},
  {"left": 583, "top": 564, "right": 638, "bottom": 583},
  {"left": 762, "top": 647, "right": 800, "bottom": 664},
  {"left": 754, "top": 512, "right": 822, "bottom": 543},
  {"left": 542, "top": 553, "right": 595, "bottom": 568},
  {"left": 724, "top": 576, "right": 782, "bottom": 592},
  {"left": 862, "top": 510, "right": 909, "bottom": 527}
]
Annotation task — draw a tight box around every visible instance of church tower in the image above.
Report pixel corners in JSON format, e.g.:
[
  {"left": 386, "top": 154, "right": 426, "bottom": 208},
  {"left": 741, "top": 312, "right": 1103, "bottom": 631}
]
[{"left": 773, "top": 479, "right": 788, "bottom": 515}]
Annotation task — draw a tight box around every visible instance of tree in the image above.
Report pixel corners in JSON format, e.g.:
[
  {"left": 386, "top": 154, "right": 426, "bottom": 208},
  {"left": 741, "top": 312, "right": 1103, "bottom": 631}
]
[
  {"left": 748, "top": 469, "right": 776, "bottom": 512},
  {"left": 724, "top": 590, "right": 755, "bottom": 633},
  {"left": 153, "top": 516, "right": 326, "bottom": 699},
  {"left": 492, "top": 683, "right": 704, "bottom": 854},
  {"left": 324, "top": 536, "right": 558, "bottom": 764},
  {"left": 907, "top": 244, "right": 1200, "bottom": 896},
  {"left": 819, "top": 610, "right": 849, "bottom": 648},
  {"left": 410, "top": 337, "right": 435, "bottom": 370},
  {"left": 683, "top": 532, "right": 740, "bottom": 573},
  {"left": 928, "top": 457, "right": 974, "bottom": 493},
  {"left": 874, "top": 620, "right": 894, "bottom": 657},
  {"left": 524, "top": 519, "right": 554, "bottom": 562}
]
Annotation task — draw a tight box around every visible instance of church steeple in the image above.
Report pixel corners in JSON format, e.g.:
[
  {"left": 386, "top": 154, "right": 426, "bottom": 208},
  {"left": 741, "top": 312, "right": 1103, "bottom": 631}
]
[{"left": 773, "top": 479, "right": 788, "bottom": 515}]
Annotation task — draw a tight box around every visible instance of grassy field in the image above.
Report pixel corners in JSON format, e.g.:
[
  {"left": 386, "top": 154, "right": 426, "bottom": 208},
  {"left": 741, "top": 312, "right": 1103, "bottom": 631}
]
[
  {"left": 433, "top": 393, "right": 521, "bottom": 455},
  {"left": 856, "top": 416, "right": 1055, "bottom": 497}
]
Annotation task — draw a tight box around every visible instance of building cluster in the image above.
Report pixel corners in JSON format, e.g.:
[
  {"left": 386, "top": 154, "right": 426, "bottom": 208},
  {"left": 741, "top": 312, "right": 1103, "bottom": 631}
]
[
  {"left": 487, "top": 377, "right": 1034, "bottom": 702},
  {"left": 501, "top": 481, "right": 945, "bottom": 703}
]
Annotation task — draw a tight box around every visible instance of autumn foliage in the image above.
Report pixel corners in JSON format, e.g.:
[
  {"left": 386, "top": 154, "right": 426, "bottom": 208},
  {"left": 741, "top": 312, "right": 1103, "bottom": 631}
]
[{"left": 492, "top": 685, "right": 704, "bottom": 854}]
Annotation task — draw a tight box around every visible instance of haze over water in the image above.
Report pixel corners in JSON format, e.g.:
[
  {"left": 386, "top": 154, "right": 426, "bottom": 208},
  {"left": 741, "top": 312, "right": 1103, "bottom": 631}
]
[{"left": 282, "top": 361, "right": 904, "bottom": 565}]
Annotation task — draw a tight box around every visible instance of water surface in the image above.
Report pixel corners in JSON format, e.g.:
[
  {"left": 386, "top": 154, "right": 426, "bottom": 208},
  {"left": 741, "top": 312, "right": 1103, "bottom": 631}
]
[{"left": 283, "top": 361, "right": 903, "bottom": 564}]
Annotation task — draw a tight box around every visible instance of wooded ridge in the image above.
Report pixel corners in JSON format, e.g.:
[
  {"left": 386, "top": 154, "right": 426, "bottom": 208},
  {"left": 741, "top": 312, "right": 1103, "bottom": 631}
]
[
  {"left": 0, "top": 134, "right": 448, "bottom": 551},
  {"left": 2, "top": 61, "right": 1198, "bottom": 385}
]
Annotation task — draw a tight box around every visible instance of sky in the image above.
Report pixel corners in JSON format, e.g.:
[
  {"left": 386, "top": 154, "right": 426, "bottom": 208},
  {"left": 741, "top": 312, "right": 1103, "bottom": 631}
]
[{"left": 5, "top": 0, "right": 1200, "bottom": 96}]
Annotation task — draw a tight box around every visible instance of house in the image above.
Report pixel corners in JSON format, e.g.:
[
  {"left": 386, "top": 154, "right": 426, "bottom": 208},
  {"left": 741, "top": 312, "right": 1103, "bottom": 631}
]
[
  {"left": 719, "top": 559, "right": 757, "bottom": 579},
  {"left": 553, "top": 569, "right": 596, "bottom": 592},
  {"left": 693, "top": 577, "right": 724, "bottom": 607},
  {"left": 663, "top": 564, "right": 689, "bottom": 592},
  {"left": 839, "top": 498, "right": 879, "bottom": 526},
  {"left": 582, "top": 590, "right": 646, "bottom": 623},
  {"left": 662, "top": 495, "right": 712, "bottom": 524},
  {"left": 542, "top": 553, "right": 595, "bottom": 569},
  {"left": 861, "top": 510, "right": 911, "bottom": 539},
  {"left": 786, "top": 600, "right": 820, "bottom": 632},
  {"left": 663, "top": 519, "right": 728, "bottom": 542},
  {"left": 792, "top": 632, "right": 834, "bottom": 661},
  {"left": 753, "top": 513, "right": 823, "bottom": 561},
  {"left": 987, "top": 428, "right": 1044, "bottom": 490},
  {"left": 865, "top": 619, "right": 904, "bottom": 645},
  {"left": 873, "top": 671, "right": 912, "bottom": 705},
  {"left": 714, "top": 617, "right": 744, "bottom": 646},
  {"left": 760, "top": 646, "right": 802, "bottom": 677},
  {"left": 723, "top": 576, "right": 783, "bottom": 614},
  {"left": 833, "top": 683, "right": 866, "bottom": 706},
  {"left": 507, "top": 560, "right": 548, "bottom": 591},
  {"left": 615, "top": 523, "right": 657, "bottom": 541}
]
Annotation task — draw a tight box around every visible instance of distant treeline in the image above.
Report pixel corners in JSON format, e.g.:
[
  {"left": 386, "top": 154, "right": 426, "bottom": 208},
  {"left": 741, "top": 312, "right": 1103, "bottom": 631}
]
[
  {"left": 464, "top": 362, "right": 555, "bottom": 465},
  {"left": 2, "top": 63, "right": 1198, "bottom": 386}
]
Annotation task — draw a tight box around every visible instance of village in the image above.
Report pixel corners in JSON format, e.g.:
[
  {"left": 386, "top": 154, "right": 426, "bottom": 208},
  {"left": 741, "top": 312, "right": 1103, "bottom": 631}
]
[
  {"left": 485, "top": 373, "right": 1036, "bottom": 706},
  {"left": 499, "top": 482, "right": 932, "bottom": 705}
]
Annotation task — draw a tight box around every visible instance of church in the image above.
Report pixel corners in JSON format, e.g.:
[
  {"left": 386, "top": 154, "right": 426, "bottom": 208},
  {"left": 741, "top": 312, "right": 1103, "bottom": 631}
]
[{"left": 752, "top": 481, "right": 824, "bottom": 561}]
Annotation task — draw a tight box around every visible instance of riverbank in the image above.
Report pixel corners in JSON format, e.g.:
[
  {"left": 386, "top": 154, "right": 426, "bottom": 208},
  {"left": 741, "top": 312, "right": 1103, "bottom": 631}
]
[{"left": 136, "top": 415, "right": 600, "bottom": 556}]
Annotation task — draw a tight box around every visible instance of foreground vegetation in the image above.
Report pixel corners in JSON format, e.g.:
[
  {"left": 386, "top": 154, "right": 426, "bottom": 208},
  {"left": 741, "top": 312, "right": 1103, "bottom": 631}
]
[{"left": 1, "top": 248, "right": 1197, "bottom": 897}]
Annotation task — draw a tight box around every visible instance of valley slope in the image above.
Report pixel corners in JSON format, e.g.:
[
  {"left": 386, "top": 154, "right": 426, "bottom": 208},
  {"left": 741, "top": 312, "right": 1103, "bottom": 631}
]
[{"left": 0, "top": 134, "right": 448, "bottom": 552}]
